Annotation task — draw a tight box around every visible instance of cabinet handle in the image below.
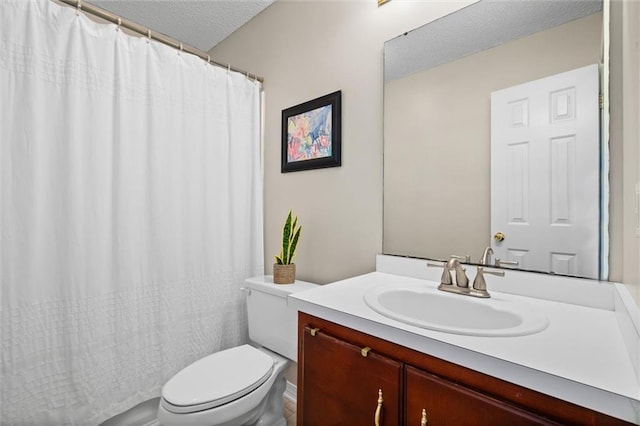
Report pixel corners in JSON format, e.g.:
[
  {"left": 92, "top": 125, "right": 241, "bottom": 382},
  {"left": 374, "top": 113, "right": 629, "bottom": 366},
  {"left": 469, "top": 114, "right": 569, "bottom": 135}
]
[
  {"left": 420, "top": 408, "right": 428, "bottom": 425},
  {"left": 309, "top": 327, "right": 320, "bottom": 337},
  {"left": 375, "top": 389, "right": 383, "bottom": 426},
  {"left": 361, "top": 346, "right": 372, "bottom": 357}
]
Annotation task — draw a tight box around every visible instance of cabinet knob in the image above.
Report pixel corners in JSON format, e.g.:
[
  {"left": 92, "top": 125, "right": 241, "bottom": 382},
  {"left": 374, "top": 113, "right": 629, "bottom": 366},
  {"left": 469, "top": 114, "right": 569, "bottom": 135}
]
[
  {"left": 375, "top": 389, "right": 383, "bottom": 426},
  {"left": 421, "top": 408, "right": 428, "bottom": 425},
  {"left": 308, "top": 327, "right": 320, "bottom": 337}
]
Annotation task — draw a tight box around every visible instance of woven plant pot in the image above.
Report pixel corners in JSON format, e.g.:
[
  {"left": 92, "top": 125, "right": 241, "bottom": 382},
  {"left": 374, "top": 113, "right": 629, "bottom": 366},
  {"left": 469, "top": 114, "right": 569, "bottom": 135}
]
[{"left": 273, "top": 263, "right": 296, "bottom": 285}]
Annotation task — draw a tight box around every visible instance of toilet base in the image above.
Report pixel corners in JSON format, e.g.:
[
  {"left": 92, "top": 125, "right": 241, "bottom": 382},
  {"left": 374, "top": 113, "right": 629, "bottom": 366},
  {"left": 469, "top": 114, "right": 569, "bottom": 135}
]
[{"left": 245, "top": 375, "right": 287, "bottom": 426}]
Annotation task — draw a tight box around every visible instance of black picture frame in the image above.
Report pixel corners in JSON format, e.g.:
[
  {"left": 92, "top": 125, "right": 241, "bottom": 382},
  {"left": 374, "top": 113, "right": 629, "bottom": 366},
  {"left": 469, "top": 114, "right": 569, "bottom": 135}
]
[{"left": 281, "top": 90, "right": 342, "bottom": 173}]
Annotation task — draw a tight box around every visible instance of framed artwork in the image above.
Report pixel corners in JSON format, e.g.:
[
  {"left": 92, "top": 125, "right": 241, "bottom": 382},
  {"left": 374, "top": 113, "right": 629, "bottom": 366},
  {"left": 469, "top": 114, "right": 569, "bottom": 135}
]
[{"left": 281, "top": 90, "right": 342, "bottom": 173}]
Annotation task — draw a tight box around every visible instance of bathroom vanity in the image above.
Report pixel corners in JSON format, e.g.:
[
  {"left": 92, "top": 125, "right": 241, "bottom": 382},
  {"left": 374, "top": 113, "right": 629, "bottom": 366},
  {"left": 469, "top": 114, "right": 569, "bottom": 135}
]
[
  {"left": 290, "top": 255, "right": 640, "bottom": 425},
  {"left": 297, "top": 313, "right": 618, "bottom": 425}
]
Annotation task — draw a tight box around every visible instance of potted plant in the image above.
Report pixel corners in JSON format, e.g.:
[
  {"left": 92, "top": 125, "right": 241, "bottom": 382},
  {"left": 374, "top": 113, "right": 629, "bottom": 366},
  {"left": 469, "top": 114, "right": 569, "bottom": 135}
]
[{"left": 273, "top": 210, "right": 301, "bottom": 284}]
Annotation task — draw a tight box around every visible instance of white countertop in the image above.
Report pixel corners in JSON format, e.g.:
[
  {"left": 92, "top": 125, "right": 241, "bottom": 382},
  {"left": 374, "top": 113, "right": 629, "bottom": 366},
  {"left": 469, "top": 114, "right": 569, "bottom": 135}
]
[{"left": 289, "top": 269, "right": 640, "bottom": 423}]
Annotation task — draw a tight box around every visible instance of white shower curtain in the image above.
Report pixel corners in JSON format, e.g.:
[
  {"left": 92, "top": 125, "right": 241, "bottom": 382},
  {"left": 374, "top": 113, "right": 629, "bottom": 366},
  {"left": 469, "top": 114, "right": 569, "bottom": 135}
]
[{"left": 0, "top": 0, "right": 264, "bottom": 424}]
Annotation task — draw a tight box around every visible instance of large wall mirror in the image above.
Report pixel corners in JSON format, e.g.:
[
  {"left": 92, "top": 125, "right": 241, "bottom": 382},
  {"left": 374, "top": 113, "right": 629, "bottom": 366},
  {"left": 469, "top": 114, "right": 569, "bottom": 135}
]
[{"left": 383, "top": 0, "right": 613, "bottom": 280}]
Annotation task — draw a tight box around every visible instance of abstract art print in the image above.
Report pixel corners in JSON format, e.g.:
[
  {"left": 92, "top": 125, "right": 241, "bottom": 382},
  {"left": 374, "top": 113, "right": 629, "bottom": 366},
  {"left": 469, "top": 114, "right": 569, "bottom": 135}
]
[{"left": 281, "top": 91, "right": 341, "bottom": 172}]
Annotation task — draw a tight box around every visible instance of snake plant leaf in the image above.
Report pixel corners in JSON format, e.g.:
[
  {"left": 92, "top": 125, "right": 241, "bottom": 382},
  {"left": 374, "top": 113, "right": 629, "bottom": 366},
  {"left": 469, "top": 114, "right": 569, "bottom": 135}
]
[
  {"left": 282, "top": 211, "right": 292, "bottom": 264},
  {"left": 290, "top": 217, "right": 298, "bottom": 243},
  {"left": 275, "top": 255, "right": 283, "bottom": 265},
  {"left": 288, "top": 227, "right": 301, "bottom": 263}
]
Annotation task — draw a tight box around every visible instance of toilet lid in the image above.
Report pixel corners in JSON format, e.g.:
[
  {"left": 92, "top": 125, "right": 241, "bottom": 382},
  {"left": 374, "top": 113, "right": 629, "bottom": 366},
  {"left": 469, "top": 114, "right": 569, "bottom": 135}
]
[{"left": 162, "top": 345, "right": 274, "bottom": 412}]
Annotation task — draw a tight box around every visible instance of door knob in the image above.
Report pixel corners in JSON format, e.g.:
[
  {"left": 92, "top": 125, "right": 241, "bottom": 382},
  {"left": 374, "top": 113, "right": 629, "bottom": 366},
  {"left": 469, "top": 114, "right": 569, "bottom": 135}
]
[{"left": 493, "top": 232, "right": 505, "bottom": 242}]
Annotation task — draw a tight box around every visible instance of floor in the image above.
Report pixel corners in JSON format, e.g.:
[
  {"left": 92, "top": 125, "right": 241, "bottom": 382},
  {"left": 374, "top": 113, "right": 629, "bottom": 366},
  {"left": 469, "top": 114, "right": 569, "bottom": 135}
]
[
  {"left": 284, "top": 397, "right": 296, "bottom": 426},
  {"left": 100, "top": 396, "right": 297, "bottom": 426},
  {"left": 99, "top": 397, "right": 160, "bottom": 426}
]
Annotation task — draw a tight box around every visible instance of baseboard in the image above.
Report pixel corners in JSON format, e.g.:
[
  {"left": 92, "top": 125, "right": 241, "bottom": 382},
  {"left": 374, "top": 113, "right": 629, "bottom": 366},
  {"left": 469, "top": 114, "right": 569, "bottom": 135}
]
[{"left": 284, "top": 381, "right": 297, "bottom": 403}]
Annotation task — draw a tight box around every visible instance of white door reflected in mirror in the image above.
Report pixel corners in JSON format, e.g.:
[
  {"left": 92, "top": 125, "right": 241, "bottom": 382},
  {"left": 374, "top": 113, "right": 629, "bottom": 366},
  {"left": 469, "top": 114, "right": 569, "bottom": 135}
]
[{"left": 491, "top": 64, "right": 600, "bottom": 278}]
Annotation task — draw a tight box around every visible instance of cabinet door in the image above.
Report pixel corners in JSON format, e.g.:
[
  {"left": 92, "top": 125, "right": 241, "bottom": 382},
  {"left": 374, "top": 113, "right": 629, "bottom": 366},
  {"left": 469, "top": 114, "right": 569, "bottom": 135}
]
[
  {"left": 299, "top": 325, "right": 402, "bottom": 425},
  {"left": 406, "top": 365, "right": 560, "bottom": 425}
]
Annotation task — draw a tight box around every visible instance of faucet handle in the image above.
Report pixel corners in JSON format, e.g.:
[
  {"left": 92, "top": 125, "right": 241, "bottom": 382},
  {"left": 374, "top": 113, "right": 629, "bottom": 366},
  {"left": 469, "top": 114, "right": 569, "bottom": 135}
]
[
  {"left": 471, "top": 267, "right": 505, "bottom": 298},
  {"left": 495, "top": 258, "right": 519, "bottom": 268},
  {"left": 451, "top": 254, "right": 471, "bottom": 263},
  {"left": 482, "top": 267, "right": 506, "bottom": 278},
  {"left": 427, "top": 260, "right": 452, "bottom": 285}
]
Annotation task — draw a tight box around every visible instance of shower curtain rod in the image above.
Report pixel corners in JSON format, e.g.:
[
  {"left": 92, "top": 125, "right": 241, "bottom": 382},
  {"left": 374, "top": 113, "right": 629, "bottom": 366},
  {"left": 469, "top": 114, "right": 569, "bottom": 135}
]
[{"left": 56, "top": 0, "right": 264, "bottom": 83}]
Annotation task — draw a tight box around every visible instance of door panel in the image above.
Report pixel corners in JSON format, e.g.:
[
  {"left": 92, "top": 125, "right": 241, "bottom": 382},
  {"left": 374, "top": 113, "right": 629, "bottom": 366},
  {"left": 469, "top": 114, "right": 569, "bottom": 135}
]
[{"left": 491, "top": 64, "right": 600, "bottom": 278}]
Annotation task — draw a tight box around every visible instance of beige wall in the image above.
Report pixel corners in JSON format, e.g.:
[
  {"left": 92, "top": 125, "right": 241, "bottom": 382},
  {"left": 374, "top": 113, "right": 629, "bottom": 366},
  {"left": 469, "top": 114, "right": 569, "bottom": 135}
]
[
  {"left": 619, "top": 0, "right": 640, "bottom": 301},
  {"left": 210, "top": 0, "right": 475, "bottom": 285},
  {"left": 384, "top": 13, "right": 603, "bottom": 264},
  {"left": 609, "top": 1, "right": 625, "bottom": 289},
  {"left": 610, "top": 0, "right": 640, "bottom": 304}
]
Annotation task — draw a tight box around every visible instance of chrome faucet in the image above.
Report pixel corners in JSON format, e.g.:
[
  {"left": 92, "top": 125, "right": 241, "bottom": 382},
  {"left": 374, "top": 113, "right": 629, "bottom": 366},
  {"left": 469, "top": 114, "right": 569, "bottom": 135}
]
[
  {"left": 450, "top": 258, "right": 469, "bottom": 288},
  {"left": 480, "top": 247, "right": 493, "bottom": 265},
  {"left": 428, "top": 257, "right": 505, "bottom": 298},
  {"left": 427, "top": 257, "right": 469, "bottom": 295}
]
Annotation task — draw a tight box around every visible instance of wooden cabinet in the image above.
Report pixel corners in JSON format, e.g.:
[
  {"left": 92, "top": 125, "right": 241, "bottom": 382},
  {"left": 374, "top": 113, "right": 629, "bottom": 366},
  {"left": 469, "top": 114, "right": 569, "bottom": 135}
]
[
  {"left": 405, "top": 365, "right": 559, "bottom": 425},
  {"left": 298, "top": 323, "right": 402, "bottom": 425},
  {"left": 297, "top": 312, "right": 632, "bottom": 426}
]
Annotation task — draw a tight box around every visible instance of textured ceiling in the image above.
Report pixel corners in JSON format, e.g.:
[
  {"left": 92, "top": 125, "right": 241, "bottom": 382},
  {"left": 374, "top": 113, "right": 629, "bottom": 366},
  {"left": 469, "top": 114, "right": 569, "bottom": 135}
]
[
  {"left": 385, "top": 0, "right": 603, "bottom": 82},
  {"left": 91, "top": 0, "right": 275, "bottom": 52}
]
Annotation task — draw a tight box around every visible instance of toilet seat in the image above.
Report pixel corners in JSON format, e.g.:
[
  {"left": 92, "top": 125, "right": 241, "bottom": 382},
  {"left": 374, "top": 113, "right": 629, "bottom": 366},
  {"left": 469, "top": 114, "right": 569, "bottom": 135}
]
[{"left": 161, "top": 344, "right": 275, "bottom": 414}]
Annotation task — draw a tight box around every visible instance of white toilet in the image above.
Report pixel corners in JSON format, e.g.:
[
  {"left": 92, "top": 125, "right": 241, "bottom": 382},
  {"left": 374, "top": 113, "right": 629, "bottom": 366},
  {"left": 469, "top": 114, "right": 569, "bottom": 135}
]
[{"left": 157, "top": 276, "right": 317, "bottom": 426}]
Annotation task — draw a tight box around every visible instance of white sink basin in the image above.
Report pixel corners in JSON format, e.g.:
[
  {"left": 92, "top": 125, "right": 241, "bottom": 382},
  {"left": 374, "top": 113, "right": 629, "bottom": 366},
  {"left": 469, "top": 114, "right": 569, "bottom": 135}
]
[{"left": 363, "top": 284, "right": 549, "bottom": 337}]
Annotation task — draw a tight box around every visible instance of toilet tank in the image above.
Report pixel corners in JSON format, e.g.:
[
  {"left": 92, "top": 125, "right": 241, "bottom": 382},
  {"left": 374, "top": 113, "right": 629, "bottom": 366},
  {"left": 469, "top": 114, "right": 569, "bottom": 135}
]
[{"left": 245, "top": 276, "right": 318, "bottom": 362}]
